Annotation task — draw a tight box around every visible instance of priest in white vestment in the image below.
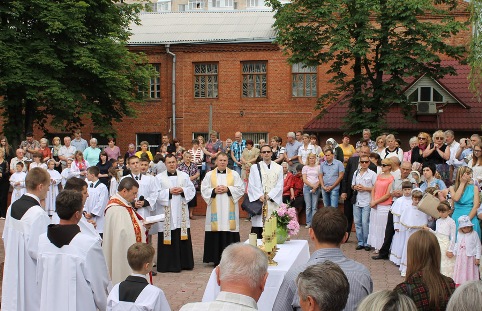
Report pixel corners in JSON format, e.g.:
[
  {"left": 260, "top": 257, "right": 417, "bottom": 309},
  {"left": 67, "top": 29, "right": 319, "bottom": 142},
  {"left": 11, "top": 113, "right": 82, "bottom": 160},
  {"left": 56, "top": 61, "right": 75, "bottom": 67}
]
[
  {"left": 103, "top": 177, "right": 148, "bottom": 284},
  {"left": 37, "top": 190, "right": 111, "bottom": 311},
  {"left": 248, "top": 145, "right": 283, "bottom": 238},
  {"left": 2, "top": 168, "right": 51, "bottom": 311},
  {"left": 156, "top": 154, "right": 196, "bottom": 272},
  {"left": 201, "top": 152, "right": 245, "bottom": 265}
]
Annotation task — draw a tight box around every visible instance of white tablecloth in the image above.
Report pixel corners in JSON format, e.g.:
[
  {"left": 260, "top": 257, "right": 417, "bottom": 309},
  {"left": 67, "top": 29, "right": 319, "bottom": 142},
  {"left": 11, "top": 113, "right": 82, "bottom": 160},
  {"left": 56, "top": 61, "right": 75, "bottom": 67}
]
[{"left": 202, "top": 239, "right": 310, "bottom": 311}]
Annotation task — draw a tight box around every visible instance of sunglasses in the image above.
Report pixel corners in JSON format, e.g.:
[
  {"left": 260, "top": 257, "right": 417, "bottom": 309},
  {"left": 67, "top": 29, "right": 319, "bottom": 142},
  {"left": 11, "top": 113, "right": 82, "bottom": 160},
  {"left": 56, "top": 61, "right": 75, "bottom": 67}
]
[
  {"left": 434, "top": 137, "right": 444, "bottom": 140},
  {"left": 418, "top": 137, "right": 426, "bottom": 140},
  {"left": 381, "top": 164, "right": 391, "bottom": 167},
  {"left": 359, "top": 160, "right": 369, "bottom": 164},
  {"left": 261, "top": 151, "right": 271, "bottom": 154}
]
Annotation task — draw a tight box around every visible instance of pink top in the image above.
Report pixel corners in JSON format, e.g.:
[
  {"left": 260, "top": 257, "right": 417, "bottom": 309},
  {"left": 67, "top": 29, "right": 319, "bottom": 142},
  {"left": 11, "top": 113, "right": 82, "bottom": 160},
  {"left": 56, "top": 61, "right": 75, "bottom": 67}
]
[
  {"left": 403, "top": 150, "right": 412, "bottom": 162},
  {"left": 104, "top": 146, "right": 121, "bottom": 161},
  {"left": 374, "top": 174, "right": 394, "bottom": 206},
  {"left": 302, "top": 165, "right": 320, "bottom": 185}
]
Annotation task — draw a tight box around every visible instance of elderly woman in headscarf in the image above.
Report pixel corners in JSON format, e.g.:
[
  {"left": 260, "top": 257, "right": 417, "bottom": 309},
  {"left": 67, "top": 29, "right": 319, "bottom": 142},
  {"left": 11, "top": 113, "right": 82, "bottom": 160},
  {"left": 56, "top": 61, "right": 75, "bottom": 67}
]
[{"left": 326, "top": 138, "right": 344, "bottom": 162}]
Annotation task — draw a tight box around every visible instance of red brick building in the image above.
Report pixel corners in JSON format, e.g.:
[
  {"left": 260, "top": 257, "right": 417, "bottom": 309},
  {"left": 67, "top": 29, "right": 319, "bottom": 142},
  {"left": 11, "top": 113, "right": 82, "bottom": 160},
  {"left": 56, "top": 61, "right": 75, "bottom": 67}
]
[{"left": 31, "top": 6, "right": 477, "bottom": 152}]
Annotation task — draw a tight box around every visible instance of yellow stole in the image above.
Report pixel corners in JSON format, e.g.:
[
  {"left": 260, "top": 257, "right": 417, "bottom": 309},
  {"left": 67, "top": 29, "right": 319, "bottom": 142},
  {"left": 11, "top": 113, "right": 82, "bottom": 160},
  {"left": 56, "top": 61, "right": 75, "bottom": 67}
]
[{"left": 210, "top": 168, "right": 236, "bottom": 231}]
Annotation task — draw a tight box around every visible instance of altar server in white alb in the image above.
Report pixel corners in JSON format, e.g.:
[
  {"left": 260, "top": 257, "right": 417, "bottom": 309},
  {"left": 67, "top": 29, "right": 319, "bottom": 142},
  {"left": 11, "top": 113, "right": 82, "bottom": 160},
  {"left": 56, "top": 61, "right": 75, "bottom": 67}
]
[
  {"left": 37, "top": 190, "right": 111, "bottom": 311},
  {"left": 2, "top": 168, "right": 51, "bottom": 311},
  {"left": 122, "top": 156, "right": 159, "bottom": 222},
  {"left": 9, "top": 161, "right": 27, "bottom": 204},
  {"left": 107, "top": 243, "right": 171, "bottom": 311},
  {"left": 45, "top": 159, "right": 62, "bottom": 216},
  {"left": 248, "top": 144, "right": 284, "bottom": 238},
  {"left": 84, "top": 166, "right": 109, "bottom": 237},
  {"left": 201, "top": 152, "right": 245, "bottom": 265},
  {"left": 156, "top": 154, "right": 196, "bottom": 272}
]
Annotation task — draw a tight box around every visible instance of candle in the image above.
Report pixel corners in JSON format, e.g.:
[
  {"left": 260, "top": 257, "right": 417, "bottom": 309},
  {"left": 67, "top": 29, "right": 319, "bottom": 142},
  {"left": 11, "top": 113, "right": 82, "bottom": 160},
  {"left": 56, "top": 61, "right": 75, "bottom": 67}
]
[{"left": 249, "top": 233, "right": 257, "bottom": 247}]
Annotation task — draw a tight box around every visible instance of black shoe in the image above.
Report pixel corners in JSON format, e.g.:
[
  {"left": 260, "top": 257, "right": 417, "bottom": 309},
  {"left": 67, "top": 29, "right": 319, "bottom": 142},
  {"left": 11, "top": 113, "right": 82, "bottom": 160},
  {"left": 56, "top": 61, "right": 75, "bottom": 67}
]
[
  {"left": 364, "top": 246, "right": 371, "bottom": 251},
  {"left": 371, "top": 255, "right": 389, "bottom": 260},
  {"left": 356, "top": 245, "right": 364, "bottom": 250}
]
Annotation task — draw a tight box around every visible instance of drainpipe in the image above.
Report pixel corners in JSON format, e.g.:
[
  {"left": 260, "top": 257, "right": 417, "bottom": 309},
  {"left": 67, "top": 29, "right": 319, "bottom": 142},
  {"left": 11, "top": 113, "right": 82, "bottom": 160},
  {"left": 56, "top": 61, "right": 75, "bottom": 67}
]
[{"left": 166, "top": 44, "right": 176, "bottom": 138}]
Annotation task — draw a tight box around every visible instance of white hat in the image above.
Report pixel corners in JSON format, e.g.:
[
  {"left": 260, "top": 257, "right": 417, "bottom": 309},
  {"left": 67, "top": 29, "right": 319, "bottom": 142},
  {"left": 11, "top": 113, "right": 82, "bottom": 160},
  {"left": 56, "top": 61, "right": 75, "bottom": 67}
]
[{"left": 458, "top": 215, "right": 474, "bottom": 228}]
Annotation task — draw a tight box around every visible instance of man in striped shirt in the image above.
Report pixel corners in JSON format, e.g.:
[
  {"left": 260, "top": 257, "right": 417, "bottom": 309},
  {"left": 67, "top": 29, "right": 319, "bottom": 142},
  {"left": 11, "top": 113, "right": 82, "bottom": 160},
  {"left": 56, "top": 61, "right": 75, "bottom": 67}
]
[
  {"left": 231, "top": 132, "right": 246, "bottom": 176},
  {"left": 273, "top": 208, "right": 372, "bottom": 311}
]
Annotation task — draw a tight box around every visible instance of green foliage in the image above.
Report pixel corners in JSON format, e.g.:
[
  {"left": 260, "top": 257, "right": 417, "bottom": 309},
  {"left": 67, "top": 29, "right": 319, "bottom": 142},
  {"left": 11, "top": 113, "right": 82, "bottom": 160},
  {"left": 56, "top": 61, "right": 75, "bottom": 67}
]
[
  {"left": 267, "top": 0, "right": 466, "bottom": 136},
  {"left": 0, "top": 0, "right": 153, "bottom": 145},
  {"left": 468, "top": 0, "right": 482, "bottom": 99}
]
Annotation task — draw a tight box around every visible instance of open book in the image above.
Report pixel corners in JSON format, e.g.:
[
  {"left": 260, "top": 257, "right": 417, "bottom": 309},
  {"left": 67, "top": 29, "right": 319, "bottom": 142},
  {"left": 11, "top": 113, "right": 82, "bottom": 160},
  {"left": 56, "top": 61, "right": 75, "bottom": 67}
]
[{"left": 143, "top": 214, "right": 165, "bottom": 225}]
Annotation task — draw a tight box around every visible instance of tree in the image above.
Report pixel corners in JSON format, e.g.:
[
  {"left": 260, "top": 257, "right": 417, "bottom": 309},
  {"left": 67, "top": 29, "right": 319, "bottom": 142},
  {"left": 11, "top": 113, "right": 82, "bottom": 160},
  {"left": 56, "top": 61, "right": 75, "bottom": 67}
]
[
  {"left": 468, "top": 0, "right": 482, "bottom": 99},
  {"left": 0, "top": 0, "right": 153, "bottom": 146},
  {"left": 267, "top": 0, "right": 467, "bottom": 135}
]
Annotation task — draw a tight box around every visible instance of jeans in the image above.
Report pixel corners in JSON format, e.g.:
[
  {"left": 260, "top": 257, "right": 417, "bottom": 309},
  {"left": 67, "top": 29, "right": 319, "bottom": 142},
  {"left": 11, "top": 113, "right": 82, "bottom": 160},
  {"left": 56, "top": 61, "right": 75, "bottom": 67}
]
[
  {"left": 321, "top": 187, "right": 340, "bottom": 208},
  {"left": 304, "top": 185, "right": 320, "bottom": 225},
  {"left": 234, "top": 165, "right": 242, "bottom": 176},
  {"left": 353, "top": 204, "right": 371, "bottom": 246}
]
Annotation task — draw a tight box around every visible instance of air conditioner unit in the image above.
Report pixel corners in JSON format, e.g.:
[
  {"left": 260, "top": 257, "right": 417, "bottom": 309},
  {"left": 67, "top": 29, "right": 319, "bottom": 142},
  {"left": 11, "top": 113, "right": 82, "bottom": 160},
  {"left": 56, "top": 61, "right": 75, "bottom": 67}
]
[{"left": 416, "top": 102, "right": 437, "bottom": 114}]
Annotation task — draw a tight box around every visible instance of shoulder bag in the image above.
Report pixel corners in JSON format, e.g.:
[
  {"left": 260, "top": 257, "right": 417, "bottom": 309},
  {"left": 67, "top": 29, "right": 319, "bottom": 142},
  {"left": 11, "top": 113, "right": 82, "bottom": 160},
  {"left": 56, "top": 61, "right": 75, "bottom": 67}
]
[{"left": 241, "top": 163, "right": 263, "bottom": 216}]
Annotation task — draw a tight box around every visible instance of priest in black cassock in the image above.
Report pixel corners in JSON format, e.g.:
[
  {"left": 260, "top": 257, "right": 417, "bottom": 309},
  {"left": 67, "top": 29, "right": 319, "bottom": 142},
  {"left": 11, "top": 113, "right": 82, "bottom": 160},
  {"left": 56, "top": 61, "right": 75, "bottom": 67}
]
[
  {"left": 156, "top": 154, "right": 196, "bottom": 272},
  {"left": 201, "top": 152, "right": 245, "bottom": 265}
]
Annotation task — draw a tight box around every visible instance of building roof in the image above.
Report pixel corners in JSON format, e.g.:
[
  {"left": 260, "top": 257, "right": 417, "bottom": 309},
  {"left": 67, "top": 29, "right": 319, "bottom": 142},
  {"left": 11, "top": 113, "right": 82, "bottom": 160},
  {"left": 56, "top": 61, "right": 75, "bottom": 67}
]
[
  {"left": 304, "top": 61, "right": 482, "bottom": 132},
  {"left": 128, "top": 11, "right": 276, "bottom": 45}
]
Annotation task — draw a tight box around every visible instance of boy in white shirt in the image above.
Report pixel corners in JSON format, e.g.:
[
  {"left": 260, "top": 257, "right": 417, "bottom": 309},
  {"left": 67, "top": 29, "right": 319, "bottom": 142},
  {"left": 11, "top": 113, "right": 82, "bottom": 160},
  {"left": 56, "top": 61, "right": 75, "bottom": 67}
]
[
  {"left": 107, "top": 243, "right": 171, "bottom": 311},
  {"left": 84, "top": 166, "right": 108, "bottom": 238}
]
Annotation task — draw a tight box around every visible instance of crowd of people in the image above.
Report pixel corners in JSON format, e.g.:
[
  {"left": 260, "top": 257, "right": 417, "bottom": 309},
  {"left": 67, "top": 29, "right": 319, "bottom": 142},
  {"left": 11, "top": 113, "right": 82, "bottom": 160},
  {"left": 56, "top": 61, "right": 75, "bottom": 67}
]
[{"left": 1, "top": 127, "right": 482, "bottom": 311}]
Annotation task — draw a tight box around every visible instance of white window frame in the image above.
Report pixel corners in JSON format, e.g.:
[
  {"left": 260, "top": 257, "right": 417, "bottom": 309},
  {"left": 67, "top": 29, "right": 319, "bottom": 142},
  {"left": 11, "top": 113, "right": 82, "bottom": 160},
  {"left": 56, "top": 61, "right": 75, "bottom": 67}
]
[{"left": 292, "top": 63, "right": 317, "bottom": 97}]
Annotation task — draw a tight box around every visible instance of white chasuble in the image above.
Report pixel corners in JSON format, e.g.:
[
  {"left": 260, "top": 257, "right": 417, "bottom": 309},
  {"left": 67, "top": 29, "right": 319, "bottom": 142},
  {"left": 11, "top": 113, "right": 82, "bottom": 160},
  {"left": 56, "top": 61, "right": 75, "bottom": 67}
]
[
  {"left": 248, "top": 161, "right": 284, "bottom": 227},
  {"left": 201, "top": 169, "right": 244, "bottom": 232}
]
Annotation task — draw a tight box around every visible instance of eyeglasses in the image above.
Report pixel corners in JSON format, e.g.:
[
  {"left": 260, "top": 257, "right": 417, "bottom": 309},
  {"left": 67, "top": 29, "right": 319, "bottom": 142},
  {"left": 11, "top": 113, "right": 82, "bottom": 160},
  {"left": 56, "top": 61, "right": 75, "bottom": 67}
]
[
  {"left": 474, "top": 150, "right": 482, "bottom": 153},
  {"left": 418, "top": 137, "right": 426, "bottom": 140},
  {"left": 261, "top": 151, "right": 271, "bottom": 154},
  {"left": 359, "top": 161, "right": 369, "bottom": 164},
  {"left": 381, "top": 164, "right": 391, "bottom": 167}
]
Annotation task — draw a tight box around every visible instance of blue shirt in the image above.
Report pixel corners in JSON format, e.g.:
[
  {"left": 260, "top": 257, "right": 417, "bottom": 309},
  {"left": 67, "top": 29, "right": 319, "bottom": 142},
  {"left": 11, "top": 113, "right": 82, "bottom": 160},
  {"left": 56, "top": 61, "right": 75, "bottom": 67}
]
[
  {"left": 420, "top": 178, "right": 446, "bottom": 192},
  {"left": 231, "top": 140, "right": 246, "bottom": 167},
  {"left": 273, "top": 248, "right": 372, "bottom": 311},
  {"left": 285, "top": 140, "right": 302, "bottom": 161},
  {"left": 320, "top": 159, "right": 345, "bottom": 189}
]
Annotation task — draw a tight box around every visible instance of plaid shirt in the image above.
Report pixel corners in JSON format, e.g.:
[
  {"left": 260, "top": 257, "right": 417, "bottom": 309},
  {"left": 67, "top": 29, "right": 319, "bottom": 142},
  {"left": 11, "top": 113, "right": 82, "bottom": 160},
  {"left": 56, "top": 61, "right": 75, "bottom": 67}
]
[
  {"left": 231, "top": 140, "right": 246, "bottom": 167},
  {"left": 394, "top": 271, "right": 455, "bottom": 311}
]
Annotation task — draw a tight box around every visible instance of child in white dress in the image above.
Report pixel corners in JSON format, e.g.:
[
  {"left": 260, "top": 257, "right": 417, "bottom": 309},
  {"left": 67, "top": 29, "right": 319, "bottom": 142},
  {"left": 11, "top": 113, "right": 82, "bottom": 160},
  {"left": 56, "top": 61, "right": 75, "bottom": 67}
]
[
  {"left": 61, "top": 158, "right": 74, "bottom": 188},
  {"left": 29, "top": 153, "right": 47, "bottom": 171},
  {"left": 425, "top": 201, "right": 456, "bottom": 278},
  {"left": 108, "top": 167, "right": 119, "bottom": 198},
  {"left": 452, "top": 215, "right": 481, "bottom": 286},
  {"left": 46, "top": 159, "right": 62, "bottom": 216},
  {"left": 399, "top": 188, "right": 430, "bottom": 277},
  {"left": 9, "top": 162, "right": 26, "bottom": 203},
  {"left": 389, "top": 181, "right": 413, "bottom": 265}
]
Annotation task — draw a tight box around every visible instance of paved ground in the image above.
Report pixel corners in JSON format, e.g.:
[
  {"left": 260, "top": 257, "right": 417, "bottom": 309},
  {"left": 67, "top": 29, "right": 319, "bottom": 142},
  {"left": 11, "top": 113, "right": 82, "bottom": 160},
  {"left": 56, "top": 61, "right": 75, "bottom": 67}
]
[{"left": 0, "top": 213, "right": 403, "bottom": 311}]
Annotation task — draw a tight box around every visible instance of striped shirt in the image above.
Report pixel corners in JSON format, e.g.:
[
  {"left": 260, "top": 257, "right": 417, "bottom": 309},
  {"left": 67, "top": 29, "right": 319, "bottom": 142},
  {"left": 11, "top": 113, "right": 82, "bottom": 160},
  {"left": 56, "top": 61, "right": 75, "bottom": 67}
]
[
  {"left": 231, "top": 140, "right": 246, "bottom": 167},
  {"left": 273, "top": 248, "right": 372, "bottom": 311}
]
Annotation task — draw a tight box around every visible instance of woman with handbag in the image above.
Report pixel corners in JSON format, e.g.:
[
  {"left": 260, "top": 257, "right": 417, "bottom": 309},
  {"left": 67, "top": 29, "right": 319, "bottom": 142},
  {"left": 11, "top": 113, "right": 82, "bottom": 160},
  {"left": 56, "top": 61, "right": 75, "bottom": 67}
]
[{"left": 449, "top": 166, "right": 481, "bottom": 239}]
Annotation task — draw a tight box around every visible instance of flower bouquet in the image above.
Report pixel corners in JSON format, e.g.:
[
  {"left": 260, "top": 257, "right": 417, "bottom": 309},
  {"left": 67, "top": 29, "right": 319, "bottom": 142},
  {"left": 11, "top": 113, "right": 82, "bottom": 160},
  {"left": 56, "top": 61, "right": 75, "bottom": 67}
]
[{"left": 272, "top": 203, "right": 300, "bottom": 244}]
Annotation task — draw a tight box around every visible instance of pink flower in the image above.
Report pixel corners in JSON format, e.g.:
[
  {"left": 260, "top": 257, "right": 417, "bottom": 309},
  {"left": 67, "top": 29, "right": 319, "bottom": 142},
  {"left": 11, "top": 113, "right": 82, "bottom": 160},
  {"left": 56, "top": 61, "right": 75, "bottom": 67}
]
[{"left": 287, "top": 219, "right": 300, "bottom": 236}]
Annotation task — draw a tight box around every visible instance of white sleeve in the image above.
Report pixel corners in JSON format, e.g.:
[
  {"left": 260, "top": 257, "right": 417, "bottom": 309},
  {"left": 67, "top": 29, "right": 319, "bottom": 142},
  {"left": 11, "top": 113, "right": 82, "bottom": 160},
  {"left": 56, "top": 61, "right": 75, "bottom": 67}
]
[
  {"left": 181, "top": 173, "right": 196, "bottom": 202},
  {"left": 84, "top": 241, "right": 111, "bottom": 311},
  {"left": 248, "top": 165, "right": 263, "bottom": 202},
  {"left": 267, "top": 167, "right": 283, "bottom": 205}
]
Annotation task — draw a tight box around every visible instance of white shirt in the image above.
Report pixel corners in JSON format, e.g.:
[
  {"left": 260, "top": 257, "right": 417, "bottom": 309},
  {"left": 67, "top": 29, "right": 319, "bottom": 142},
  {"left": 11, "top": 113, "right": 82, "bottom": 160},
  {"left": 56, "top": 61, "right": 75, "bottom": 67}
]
[{"left": 352, "top": 169, "right": 377, "bottom": 207}]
